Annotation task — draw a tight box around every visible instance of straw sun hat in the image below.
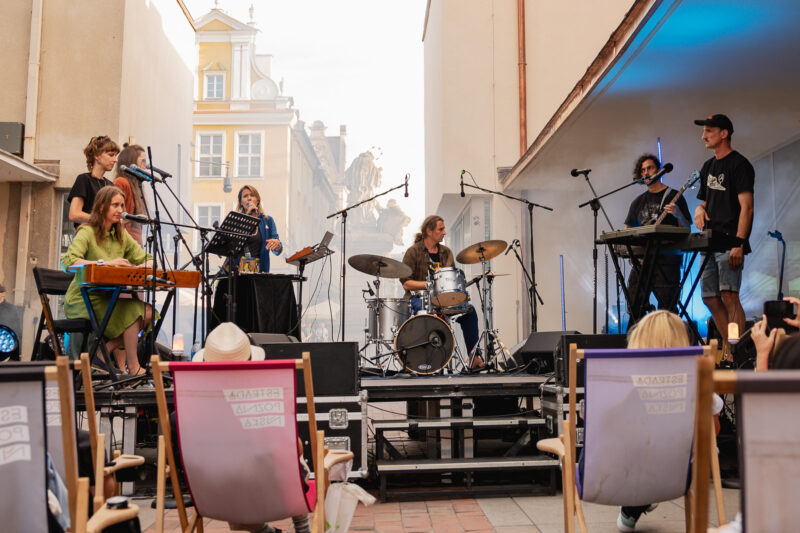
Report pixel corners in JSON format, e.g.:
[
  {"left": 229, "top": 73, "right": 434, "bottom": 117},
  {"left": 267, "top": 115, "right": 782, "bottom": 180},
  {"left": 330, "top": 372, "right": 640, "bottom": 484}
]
[{"left": 192, "top": 322, "right": 265, "bottom": 362}]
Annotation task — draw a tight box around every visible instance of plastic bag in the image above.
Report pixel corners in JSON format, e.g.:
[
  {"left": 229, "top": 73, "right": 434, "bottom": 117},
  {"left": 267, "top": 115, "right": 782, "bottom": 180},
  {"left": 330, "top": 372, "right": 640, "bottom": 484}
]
[{"left": 324, "top": 482, "right": 375, "bottom": 532}]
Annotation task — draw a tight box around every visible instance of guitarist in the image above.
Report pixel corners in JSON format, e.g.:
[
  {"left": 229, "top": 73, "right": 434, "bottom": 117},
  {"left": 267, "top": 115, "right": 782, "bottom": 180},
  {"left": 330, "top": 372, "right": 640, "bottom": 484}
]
[{"left": 623, "top": 154, "right": 692, "bottom": 319}]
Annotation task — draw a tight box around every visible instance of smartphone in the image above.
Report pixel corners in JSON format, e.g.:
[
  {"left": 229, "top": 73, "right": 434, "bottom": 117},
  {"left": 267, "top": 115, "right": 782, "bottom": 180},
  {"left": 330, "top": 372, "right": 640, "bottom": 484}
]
[{"left": 764, "top": 300, "right": 798, "bottom": 333}]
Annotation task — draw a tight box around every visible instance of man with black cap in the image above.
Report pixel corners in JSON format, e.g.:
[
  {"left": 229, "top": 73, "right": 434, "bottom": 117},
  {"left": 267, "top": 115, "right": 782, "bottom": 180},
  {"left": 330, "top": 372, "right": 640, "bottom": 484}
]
[{"left": 693, "top": 114, "right": 754, "bottom": 360}]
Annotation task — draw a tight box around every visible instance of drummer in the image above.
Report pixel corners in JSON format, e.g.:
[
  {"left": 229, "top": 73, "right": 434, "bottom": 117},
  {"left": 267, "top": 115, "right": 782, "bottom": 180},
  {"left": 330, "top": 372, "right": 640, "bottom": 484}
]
[{"left": 400, "top": 215, "right": 481, "bottom": 363}]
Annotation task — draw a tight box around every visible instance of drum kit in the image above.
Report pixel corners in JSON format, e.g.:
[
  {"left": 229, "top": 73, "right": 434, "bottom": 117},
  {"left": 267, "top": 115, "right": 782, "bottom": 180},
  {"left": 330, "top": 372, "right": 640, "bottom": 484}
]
[{"left": 349, "top": 239, "right": 513, "bottom": 376}]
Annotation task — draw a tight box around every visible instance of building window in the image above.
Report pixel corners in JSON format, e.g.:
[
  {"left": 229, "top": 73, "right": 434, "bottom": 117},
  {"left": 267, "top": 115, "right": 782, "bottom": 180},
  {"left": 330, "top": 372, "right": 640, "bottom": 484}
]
[
  {"left": 204, "top": 73, "right": 224, "bottom": 99},
  {"left": 197, "top": 134, "right": 224, "bottom": 177},
  {"left": 194, "top": 203, "right": 223, "bottom": 249},
  {"left": 236, "top": 132, "right": 262, "bottom": 178}
]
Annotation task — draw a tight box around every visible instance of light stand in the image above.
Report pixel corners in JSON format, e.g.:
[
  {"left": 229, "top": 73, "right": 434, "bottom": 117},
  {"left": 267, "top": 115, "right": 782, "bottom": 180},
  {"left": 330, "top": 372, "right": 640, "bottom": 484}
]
[
  {"left": 461, "top": 172, "right": 552, "bottom": 332},
  {"left": 326, "top": 177, "right": 409, "bottom": 341}
]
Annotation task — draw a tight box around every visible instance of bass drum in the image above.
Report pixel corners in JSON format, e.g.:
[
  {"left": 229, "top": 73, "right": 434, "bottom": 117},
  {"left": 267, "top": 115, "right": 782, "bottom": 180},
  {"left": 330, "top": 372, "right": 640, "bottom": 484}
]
[{"left": 394, "top": 314, "right": 455, "bottom": 375}]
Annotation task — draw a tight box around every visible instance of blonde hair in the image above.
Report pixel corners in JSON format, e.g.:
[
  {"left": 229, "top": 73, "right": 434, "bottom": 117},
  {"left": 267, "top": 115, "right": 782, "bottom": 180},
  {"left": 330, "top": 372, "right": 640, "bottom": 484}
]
[{"left": 627, "top": 310, "right": 689, "bottom": 349}]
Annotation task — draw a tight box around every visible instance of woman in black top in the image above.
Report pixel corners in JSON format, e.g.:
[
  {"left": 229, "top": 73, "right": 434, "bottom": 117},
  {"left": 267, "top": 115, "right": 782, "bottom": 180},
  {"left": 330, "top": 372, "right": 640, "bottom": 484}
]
[{"left": 67, "top": 136, "right": 120, "bottom": 227}]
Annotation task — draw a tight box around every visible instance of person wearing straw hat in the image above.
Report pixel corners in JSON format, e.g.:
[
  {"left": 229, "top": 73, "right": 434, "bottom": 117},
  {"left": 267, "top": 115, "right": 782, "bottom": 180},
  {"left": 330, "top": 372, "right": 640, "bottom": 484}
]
[{"left": 189, "top": 322, "right": 311, "bottom": 533}]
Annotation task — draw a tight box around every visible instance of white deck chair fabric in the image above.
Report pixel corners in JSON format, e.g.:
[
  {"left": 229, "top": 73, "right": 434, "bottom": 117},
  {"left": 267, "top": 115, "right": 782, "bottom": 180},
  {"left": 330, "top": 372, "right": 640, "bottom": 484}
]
[
  {"left": 736, "top": 370, "right": 800, "bottom": 532},
  {"left": 578, "top": 346, "right": 702, "bottom": 506},
  {"left": 0, "top": 368, "right": 51, "bottom": 532},
  {"left": 172, "top": 360, "right": 314, "bottom": 525}
]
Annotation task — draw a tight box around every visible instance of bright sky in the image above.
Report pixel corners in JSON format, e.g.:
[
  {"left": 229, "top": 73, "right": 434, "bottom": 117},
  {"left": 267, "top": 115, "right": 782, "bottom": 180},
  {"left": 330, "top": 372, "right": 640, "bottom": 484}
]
[{"left": 184, "top": 0, "right": 427, "bottom": 253}]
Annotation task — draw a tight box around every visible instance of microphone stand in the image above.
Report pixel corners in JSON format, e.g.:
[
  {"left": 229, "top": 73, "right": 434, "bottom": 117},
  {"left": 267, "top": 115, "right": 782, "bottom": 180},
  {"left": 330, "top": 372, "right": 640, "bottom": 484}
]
[
  {"left": 462, "top": 175, "right": 552, "bottom": 332},
  {"left": 577, "top": 173, "right": 647, "bottom": 333},
  {"left": 326, "top": 177, "right": 409, "bottom": 341},
  {"left": 768, "top": 229, "right": 786, "bottom": 299}
]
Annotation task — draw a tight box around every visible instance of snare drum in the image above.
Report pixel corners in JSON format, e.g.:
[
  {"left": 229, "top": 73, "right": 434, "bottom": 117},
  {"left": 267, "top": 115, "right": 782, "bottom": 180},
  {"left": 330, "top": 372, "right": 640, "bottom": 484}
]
[
  {"left": 430, "top": 267, "right": 467, "bottom": 307},
  {"left": 366, "top": 298, "right": 410, "bottom": 343}
]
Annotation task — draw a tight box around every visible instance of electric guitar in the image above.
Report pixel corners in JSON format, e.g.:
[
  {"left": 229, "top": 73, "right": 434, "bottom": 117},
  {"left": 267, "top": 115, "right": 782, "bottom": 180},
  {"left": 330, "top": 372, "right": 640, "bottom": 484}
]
[{"left": 654, "top": 170, "right": 701, "bottom": 225}]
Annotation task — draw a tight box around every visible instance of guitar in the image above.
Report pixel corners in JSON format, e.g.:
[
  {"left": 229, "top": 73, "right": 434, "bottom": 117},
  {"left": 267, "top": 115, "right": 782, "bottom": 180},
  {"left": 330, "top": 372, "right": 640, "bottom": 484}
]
[{"left": 654, "top": 170, "right": 701, "bottom": 225}]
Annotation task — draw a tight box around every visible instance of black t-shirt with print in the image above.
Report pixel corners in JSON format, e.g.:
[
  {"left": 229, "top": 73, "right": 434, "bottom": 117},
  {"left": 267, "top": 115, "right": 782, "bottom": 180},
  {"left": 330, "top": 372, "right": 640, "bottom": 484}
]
[
  {"left": 696, "top": 150, "right": 755, "bottom": 252},
  {"left": 427, "top": 250, "right": 442, "bottom": 276},
  {"left": 624, "top": 187, "right": 691, "bottom": 228},
  {"left": 67, "top": 173, "right": 113, "bottom": 228}
]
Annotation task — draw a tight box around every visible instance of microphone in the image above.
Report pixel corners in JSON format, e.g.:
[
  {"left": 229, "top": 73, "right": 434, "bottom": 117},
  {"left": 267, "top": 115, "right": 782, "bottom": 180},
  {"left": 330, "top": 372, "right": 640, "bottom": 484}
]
[
  {"left": 121, "top": 212, "right": 153, "bottom": 224},
  {"left": 570, "top": 168, "right": 591, "bottom": 177},
  {"left": 404, "top": 174, "right": 409, "bottom": 198},
  {"left": 643, "top": 162, "right": 674, "bottom": 183},
  {"left": 365, "top": 282, "right": 375, "bottom": 297},
  {"left": 145, "top": 274, "right": 175, "bottom": 286},
  {"left": 120, "top": 164, "right": 163, "bottom": 183},
  {"left": 460, "top": 170, "right": 465, "bottom": 198},
  {"left": 504, "top": 240, "right": 518, "bottom": 255},
  {"left": 145, "top": 162, "right": 172, "bottom": 178}
]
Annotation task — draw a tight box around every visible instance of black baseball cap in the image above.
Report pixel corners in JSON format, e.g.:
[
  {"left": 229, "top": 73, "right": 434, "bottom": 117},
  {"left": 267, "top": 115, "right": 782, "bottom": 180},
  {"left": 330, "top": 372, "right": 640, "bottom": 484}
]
[{"left": 694, "top": 114, "right": 733, "bottom": 134}]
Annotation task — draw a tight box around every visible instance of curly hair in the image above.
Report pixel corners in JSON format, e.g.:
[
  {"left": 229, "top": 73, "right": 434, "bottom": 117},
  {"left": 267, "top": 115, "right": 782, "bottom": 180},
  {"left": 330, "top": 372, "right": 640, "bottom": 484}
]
[
  {"left": 82, "top": 186, "right": 127, "bottom": 245},
  {"left": 414, "top": 215, "right": 444, "bottom": 243},
  {"left": 83, "top": 135, "right": 120, "bottom": 170},
  {"left": 632, "top": 153, "right": 661, "bottom": 181}
]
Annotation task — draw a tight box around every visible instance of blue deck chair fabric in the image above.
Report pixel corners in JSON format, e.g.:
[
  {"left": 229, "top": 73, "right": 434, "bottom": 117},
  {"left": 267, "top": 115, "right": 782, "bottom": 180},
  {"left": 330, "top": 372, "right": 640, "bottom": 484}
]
[
  {"left": 0, "top": 367, "right": 52, "bottom": 532},
  {"left": 576, "top": 346, "right": 703, "bottom": 506}
]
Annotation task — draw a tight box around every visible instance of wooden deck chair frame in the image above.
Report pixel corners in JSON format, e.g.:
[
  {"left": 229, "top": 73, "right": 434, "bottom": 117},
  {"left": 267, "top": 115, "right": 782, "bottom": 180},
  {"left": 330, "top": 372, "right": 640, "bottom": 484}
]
[
  {"left": 0, "top": 357, "right": 137, "bottom": 532},
  {"left": 538, "top": 341, "right": 724, "bottom": 533},
  {"left": 78, "top": 352, "right": 145, "bottom": 509},
  {"left": 151, "top": 351, "right": 353, "bottom": 533},
  {"left": 695, "top": 365, "right": 800, "bottom": 532}
]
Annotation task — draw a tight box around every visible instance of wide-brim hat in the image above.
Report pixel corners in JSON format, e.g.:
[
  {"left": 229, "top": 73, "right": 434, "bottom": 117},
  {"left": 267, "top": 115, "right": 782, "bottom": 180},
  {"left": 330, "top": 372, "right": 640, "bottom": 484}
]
[{"left": 193, "top": 322, "right": 265, "bottom": 362}]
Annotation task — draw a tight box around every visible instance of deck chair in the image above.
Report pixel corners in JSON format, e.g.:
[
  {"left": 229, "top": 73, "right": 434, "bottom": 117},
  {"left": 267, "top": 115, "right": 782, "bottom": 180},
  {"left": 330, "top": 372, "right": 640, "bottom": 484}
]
[
  {"left": 0, "top": 357, "right": 137, "bottom": 532},
  {"left": 32, "top": 266, "right": 92, "bottom": 360},
  {"left": 151, "top": 352, "right": 353, "bottom": 533},
  {"left": 695, "top": 365, "right": 800, "bottom": 532},
  {"left": 537, "top": 342, "right": 724, "bottom": 533}
]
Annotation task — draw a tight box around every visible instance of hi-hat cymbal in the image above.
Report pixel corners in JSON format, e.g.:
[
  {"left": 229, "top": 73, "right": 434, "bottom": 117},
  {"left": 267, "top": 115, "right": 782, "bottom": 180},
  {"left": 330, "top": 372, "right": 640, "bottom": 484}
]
[
  {"left": 456, "top": 240, "right": 508, "bottom": 264},
  {"left": 348, "top": 254, "right": 412, "bottom": 278}
]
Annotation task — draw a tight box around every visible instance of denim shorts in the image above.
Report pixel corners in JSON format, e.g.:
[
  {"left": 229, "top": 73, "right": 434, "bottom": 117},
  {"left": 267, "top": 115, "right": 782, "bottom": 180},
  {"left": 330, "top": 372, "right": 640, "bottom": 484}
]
[{"left": 701, "top": 250, "right": 743, "bottom": 298}]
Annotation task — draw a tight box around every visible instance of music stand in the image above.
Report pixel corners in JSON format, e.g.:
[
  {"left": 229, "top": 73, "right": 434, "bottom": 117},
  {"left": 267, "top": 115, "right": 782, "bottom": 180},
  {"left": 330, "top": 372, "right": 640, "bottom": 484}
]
[
  {"left": 286, "top": 231, "right": 335, "bottom": 331},
  {"left": 204, "top": 211, "right": 260, "bottom": 323}
]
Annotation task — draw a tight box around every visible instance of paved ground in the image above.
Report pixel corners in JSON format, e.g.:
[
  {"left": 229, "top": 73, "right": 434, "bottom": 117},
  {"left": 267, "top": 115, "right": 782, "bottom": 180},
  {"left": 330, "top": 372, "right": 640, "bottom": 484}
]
[{"left": 138, "top": 487, "right": 738, "bottom": 532}]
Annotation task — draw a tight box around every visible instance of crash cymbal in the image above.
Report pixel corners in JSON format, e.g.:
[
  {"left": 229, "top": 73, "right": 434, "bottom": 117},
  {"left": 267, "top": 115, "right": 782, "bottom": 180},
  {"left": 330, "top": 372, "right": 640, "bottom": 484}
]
[
  {"left": 456, "top": 240, "right": 508, "bottom": 264},
  {"left": 348, "top": 254, "right": 412, "bottom": 278}
]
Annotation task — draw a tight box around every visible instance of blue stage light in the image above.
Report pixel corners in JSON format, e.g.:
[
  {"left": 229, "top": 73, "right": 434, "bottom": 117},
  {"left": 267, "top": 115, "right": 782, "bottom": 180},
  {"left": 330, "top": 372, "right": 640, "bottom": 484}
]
[{"left": 0, "top": 324, "right": 20, "bottom": 361}]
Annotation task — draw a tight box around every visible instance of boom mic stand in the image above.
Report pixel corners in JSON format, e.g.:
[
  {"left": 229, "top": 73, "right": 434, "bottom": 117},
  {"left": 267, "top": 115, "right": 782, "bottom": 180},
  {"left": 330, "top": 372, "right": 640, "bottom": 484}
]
[
  {"left": 577, "top": 172, "right": 648, "bottom": 333},
  {"left": 461, "top": 171, "right": 552, "bottom": 331},
  {"left": 326, "top": 176, "right": 410, "bottom": 342}
]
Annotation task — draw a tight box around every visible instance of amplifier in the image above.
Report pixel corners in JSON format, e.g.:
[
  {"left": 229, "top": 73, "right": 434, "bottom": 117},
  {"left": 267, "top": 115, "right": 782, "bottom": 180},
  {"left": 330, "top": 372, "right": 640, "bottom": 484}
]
[
  {"left": 512, "top": 331, "right": 579, "bottom": 374},
  {"left": 554, "top": 334, "right": 627, "bottom": 387},
  {"left": 258, "top": 341, "right": 359, "bottom": 396}
]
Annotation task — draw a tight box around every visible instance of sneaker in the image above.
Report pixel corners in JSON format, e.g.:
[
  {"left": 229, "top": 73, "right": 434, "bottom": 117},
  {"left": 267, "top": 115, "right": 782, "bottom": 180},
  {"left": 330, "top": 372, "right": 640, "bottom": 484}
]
[
  {"left": 617, "top": 510, "right": 638, "bottom": 532},
  {"left": 617, "top": 504, "right": 658, "bottom": 532}
]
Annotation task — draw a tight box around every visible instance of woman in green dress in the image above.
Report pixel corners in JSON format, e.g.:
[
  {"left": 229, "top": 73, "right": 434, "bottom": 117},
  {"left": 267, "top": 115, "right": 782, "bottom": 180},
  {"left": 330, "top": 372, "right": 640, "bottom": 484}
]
[{"left": 62, "top": 185, "right": 154, "bottom": 375}]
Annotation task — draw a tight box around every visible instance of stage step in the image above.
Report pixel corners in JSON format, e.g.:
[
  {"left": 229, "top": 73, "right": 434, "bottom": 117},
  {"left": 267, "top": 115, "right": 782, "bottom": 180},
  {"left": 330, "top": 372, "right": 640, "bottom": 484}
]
[
  {"left": 373, "top": 415, "right": 545, "bottom": 432},
  {"left": 376, "top": 455, "right": 559, "bottom": 473}
]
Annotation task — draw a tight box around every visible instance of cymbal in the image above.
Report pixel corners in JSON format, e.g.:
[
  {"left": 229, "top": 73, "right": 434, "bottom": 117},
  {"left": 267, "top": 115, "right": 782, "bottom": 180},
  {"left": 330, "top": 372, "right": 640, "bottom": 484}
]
[
  {"left": 456, "top": 240, "right": 508, "bottom": 264},
  {"left": 348, "top": 254, "right": 412, "bottom": 278}
]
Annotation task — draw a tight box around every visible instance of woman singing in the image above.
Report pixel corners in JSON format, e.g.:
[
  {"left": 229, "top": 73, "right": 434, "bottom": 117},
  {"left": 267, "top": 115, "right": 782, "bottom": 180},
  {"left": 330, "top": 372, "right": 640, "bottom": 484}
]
[
  {"left": 235, "top": 185, "right": 283, "bottom": 272},
  {"left": 62, "top": 186, "right": 154, "bottom": 375},
  {"left": 67, "top": 136, "right": 120, "bottom": 227},
  {"left": 113, "top": 143, "right": 148, "bottom": 245}
]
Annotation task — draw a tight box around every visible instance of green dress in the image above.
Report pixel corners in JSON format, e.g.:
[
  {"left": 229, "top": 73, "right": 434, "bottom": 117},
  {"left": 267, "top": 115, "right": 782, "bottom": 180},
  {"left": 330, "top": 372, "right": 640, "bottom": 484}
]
[{"left": 62, "top": 225, "right": 153, "bottom": 339}]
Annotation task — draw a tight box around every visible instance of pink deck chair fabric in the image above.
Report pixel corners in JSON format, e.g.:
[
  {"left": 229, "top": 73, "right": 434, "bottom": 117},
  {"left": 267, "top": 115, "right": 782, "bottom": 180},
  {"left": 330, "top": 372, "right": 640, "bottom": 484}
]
[
  {"left": 735, "top": 370, "right": 800, "bottom": 532},
  {"left": 578, "top": 346, "right": 702, "bottom": 506},
  {"left": 170, "top": 360, "right": 314, "bottom": 525}
]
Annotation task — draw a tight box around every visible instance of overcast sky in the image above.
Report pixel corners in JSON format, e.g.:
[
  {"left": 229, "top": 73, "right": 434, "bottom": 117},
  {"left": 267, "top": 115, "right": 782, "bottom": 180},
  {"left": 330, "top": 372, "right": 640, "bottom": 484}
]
[{"left": 184, "top": 0, "right": 427, "bottom": 253}]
